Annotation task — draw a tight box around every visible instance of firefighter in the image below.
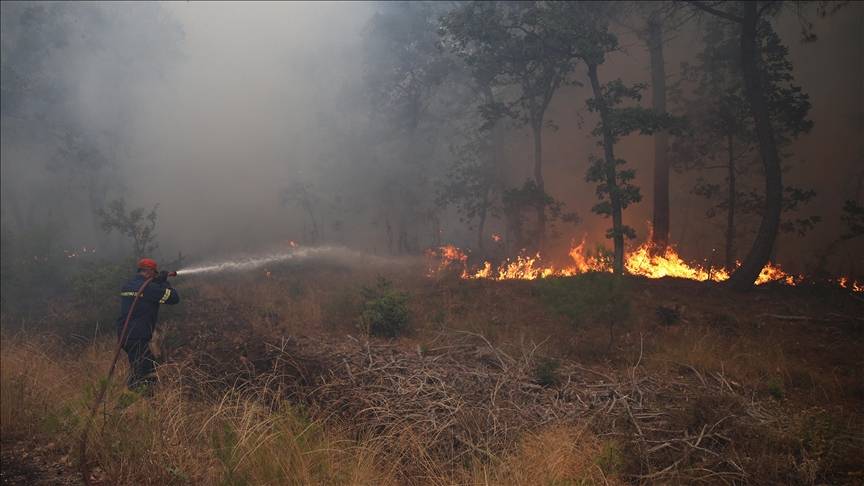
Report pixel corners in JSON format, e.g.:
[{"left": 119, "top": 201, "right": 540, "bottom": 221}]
[{"left": 117, "top": 258, "right": 180, "bottom": 390}]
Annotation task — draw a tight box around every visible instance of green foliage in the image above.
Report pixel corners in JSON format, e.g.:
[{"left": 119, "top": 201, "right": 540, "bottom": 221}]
[
  {"left": 585, "top": 155, "right": 640, "bottom": 241},
  {"left": 359, "top": 277, "right": 410, "bottom": 338},
  {"left": 672, "top": 16, "right": 817, "bottom": 242},
  {"left": 584, "top": 75, "right": 683, "bottom": 246},
  {"left": 435, "top": 129, "right": 500, "bottom": 230},
  {"left": 441, "top": 2, "right": 575, "bottom": 131}
]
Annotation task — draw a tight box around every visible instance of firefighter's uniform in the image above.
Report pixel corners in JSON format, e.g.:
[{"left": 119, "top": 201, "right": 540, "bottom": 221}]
[{"left": 116, "top": 271, "right": 180, "bottom": 389}]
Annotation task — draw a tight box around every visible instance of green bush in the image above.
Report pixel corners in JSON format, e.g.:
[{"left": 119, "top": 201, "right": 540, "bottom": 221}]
[{"left": 359, "top": 277, "right": 410, "bottom": 338}]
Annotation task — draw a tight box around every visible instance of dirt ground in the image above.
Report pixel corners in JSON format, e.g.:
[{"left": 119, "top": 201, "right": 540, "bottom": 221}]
[{"left": 0, "top": 440, "right": 82, "bottom": 486}]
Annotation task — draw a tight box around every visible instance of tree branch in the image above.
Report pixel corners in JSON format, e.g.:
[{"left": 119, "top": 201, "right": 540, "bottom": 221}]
[{"left": 685, "top": 1, "right": 744, "bottom": 23}]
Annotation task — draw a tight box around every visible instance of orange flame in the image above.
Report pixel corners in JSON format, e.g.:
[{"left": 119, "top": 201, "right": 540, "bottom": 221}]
[
  {"left": 424, "top": 239, "right": 858, "bottom": 290},
  {"left": 838, "top": 277, "right": 864, "bottom": 293},
  {"left": 425, "top": 244, "right": 468, "bottom": 277}
]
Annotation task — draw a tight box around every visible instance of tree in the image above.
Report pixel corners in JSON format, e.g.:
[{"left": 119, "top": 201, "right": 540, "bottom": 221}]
[
  {"left": 840, "top": 200, "right": 864, "bottom": 242},
  {"left": 673, "top": 16, "right": 816, "bottom": 267},
  {"left": 686, "top": 1, "right": 815, "bottom": 289},
  {"left": 615, "top": 2, "right": 694, "bottom": 253},
  {"left": 543, "top": 2, "right": 681, "bottom": 274},
  {"left": 96, "top": 198, "right": 158, "bottom": 259},
  {"left": 281, "top": 181, "right": 321, "bottom": 244},
  {"left": 1, "top": 2, "right": 182, "bottom": 258},
  {"left": 435, "top": 128, "right": 502, "bottom": 252},
  {"left": 683, "top": 2, "right": 813, "bottom": 284},
  {"left": 363, "top": 1, "right": 459, "bottom": 254},
  {"left": 441, "top": 1, "right": 576, "bottom": 250}
]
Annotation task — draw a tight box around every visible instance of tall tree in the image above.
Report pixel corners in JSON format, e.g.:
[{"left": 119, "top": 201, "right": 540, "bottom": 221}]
[
  {"left": 647, "top": 10, "right": 672, "bottom": 252},
  {"left": 545, "top": 2, "right": 680, "bottom": 274},
  {"left": 616, "top": 2, "right": 692, "bottom": 253},
  {"left": 363, "top": 1, "right": 457, "bottom": 253},
  {"left": 441, "top": 1, "right": 575, "bottom": 250},
  {"left": 686, "top": 1, "right": 813, "bottom": 288}
]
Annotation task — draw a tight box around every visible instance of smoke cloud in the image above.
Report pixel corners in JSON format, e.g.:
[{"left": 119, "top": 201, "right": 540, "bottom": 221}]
[{"left": 2, "top": 1, "right": 861, "bottom": 274}]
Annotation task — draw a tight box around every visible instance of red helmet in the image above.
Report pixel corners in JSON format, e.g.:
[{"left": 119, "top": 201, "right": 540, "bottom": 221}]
[{"left": 137, "top": 258, "right": 158, "bottom": 271}]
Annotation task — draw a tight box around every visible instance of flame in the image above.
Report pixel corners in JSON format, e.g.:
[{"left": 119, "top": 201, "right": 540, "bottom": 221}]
[
  {"left": 467, "top": 252, "right": 572, "bottom": 280},
  {"left": 623, "top": 243, "right": 730, "bottom": 282},
  {"left": 838, "top": 277, "right": 863, "bottom": 293},
  {"left": 491, "top": 233, "right": 502, "bottom": 242},
  {"left": 425, "top": 244, "right": 469, "bottom": 277},
  {"left": 424, "top": 239, "right": 856, "bottom": 290}
]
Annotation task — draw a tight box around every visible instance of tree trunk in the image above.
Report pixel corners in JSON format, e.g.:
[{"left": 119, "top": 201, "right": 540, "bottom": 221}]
[
  {"left": 532, "top": 120, "right": 546, "bottom": 251},
  {"left": 385, "top": 215, "right": 393, "bottom": 255},
  {"left": 588, "top": 62, "right": 625, "bottom": 274},
  {"left": 725, "top": 134, "right": 736, "bottom": 269},
  {"left": 727, "top": 2, "right": 783, "bottom": 290},
  {"left": 479, "top": 86, "right": 497, "bottom": 254},
  {"left": 477, "top": 186, "right": 489, "bottom": 252},
  {"left": 648, "top": 16, "right": 670, "bottom": 253}
]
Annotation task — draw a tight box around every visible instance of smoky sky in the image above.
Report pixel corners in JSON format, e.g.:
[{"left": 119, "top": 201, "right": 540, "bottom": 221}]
[{"left": 2, "top": 1, "right": 862, "bottom": 273}]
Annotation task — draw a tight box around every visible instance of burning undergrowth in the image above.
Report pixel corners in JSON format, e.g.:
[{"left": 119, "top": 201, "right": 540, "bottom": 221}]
[{"left": 425, "top": 240, "right": 863, "bottom": 291}]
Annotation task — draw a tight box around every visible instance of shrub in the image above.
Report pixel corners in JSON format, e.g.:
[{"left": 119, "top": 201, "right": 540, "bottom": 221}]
[{"left": 359, "top": 277, "right": 410, "bottom": 338}]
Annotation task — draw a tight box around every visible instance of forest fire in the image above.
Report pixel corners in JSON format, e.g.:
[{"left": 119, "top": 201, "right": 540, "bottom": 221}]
[{"left": 426, "top": 241, "right": 858, "bottom": 291}]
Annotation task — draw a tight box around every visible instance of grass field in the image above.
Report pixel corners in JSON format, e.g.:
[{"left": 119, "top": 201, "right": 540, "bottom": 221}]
[{"left": 2, "top": 263, "right": 862, "bottom": 484}]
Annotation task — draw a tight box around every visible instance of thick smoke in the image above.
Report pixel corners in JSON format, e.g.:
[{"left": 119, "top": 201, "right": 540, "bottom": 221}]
[{"left": 2, "top": 1, "right": 861, "bottom": 274}]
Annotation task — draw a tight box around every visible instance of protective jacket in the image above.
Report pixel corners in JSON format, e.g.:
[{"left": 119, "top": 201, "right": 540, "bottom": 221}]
[{"left": 116, "top": 274, "right": 180, "bottom": 342}]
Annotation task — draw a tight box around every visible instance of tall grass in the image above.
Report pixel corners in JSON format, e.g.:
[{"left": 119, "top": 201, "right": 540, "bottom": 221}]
[
  {"left": 0, "top": 332, "right": 396, "bottom": 485},
  {"left": 1, "top": 331, "right": 629, "bottom": 485}
]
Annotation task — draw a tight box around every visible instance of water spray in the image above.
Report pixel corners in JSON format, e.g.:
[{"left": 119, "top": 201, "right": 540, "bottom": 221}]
[{"left": 174, "top": 245, "right": 417, "bottom": 277}]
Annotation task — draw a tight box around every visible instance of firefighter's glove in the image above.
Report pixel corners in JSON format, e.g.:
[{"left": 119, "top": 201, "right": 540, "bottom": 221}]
[{"left": 155, "top": 270, "right": 170, "bottom": 283}]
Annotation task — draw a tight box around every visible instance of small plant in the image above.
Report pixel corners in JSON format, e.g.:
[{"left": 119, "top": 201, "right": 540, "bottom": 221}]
[
  {"left": 359, "top": 277, "right": 410, "bottom": 338},
  {"left": 532, "top": 357, "right": 561, "bottom": 388}
]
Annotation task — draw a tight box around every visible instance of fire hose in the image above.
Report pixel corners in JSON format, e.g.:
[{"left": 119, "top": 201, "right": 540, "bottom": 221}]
[{"left": 78, "top": 271, "right": 176, "bottom": 484}]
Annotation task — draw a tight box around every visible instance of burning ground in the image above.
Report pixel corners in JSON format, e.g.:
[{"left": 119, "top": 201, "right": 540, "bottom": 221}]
[{"left": 2, "top": 261, "right": 862, "bottom": 485}]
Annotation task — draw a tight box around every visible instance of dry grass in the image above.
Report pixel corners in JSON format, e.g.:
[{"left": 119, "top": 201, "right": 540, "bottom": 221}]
[
  {"left": 465, "top": 425, "right": 623, "bottom": 485},
  {"left": 0, "top": 332, "right": 397, "bottom": 485},
  {"left": 3, "top": 267, "right": 862, "bottom": 485}
]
